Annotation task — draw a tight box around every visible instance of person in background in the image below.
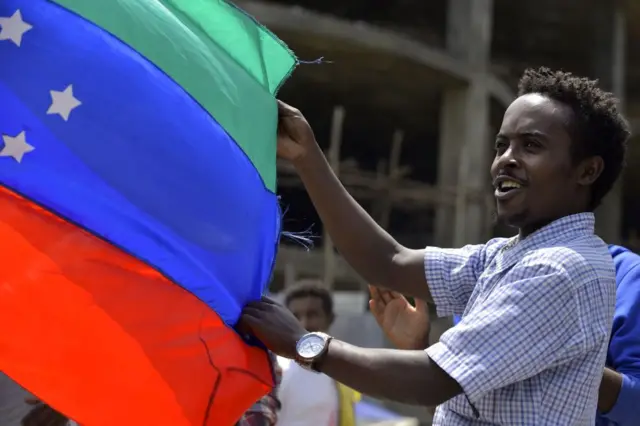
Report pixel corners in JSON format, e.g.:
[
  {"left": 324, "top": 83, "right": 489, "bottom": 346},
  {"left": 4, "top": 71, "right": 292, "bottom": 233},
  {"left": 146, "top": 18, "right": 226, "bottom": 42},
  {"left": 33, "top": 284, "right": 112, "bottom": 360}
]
[
  {"left": 0, "top": 372, "right": 70, "bottom": 426},
  {"left": 597, "top": 245, "right": 640, "bottom": 425},
  {"left": 239, "top": 67, "right": 630, "bottom": 424},
  {"left": 370, "top": 243, "right": 640, "bottom": 425},
  {"left": 1, "top": 349, "right": 281, "bottom": 426},
  {"left": 276, "top": 280, "right": 360, "bottom": 426},
  {"left": 236, "top": 353, "right": 282, "bottom": 426}
]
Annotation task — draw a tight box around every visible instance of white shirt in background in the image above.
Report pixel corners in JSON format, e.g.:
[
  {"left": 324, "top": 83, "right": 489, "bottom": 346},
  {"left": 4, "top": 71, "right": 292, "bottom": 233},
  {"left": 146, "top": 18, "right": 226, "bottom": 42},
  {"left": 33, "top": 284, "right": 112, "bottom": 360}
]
[{"left": 276, "top": 357, "right": 339, "bottom": 426}]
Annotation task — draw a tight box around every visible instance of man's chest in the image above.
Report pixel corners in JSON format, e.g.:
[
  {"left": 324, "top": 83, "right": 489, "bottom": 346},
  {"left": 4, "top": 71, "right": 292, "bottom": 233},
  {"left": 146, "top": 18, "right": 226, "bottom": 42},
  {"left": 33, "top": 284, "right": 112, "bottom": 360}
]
[{"left": 463, "top": 253, "right": 515, "bottom": 315}]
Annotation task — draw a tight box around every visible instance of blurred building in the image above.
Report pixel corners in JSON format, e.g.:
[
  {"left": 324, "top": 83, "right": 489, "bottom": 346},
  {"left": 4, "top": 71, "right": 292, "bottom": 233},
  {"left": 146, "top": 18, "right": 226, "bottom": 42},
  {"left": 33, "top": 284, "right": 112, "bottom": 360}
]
[
  {"left": 245, "top": 1, "right": 640, "bottom": 422},
  {"left": 234, "top": 0, "right": 640, "bottom": 291}
]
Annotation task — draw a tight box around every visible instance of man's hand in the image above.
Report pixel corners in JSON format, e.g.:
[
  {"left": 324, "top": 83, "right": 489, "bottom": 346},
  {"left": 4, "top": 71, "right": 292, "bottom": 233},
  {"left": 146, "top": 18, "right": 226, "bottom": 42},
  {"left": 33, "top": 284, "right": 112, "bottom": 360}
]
[
  {"left": 22, "top": 398, "right": 68, "bottom": 426},
  {"left": 277, "top": 100, "right": 318, "bottom": 164},
  {"left": 369, "top": 285, "right": 430, "bottom": 350},
  {"left": 239, "top": 296, "right": 308, "bottom": 359}
]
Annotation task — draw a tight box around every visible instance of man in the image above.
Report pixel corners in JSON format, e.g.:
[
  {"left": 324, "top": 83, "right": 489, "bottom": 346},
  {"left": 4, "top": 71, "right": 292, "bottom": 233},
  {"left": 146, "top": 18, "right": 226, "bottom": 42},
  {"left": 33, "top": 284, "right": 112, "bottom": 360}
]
[
  {"left": 369, "top": 243, "right": 640, "bottom": 425},
  {"left": 276, "top": 281, "right": 360, "bottom": 426},
  {"left": 0, "top": 373, "right": 70, "bottom": 426},
  {"left": 598, "top": 245, "right": 640, "bottom": 425},
  {"left": 239, "top": 67, "right": 630, "bottom": 425},
  {"left": 236, "top": 354, "right": 282, "bottom": 426}
]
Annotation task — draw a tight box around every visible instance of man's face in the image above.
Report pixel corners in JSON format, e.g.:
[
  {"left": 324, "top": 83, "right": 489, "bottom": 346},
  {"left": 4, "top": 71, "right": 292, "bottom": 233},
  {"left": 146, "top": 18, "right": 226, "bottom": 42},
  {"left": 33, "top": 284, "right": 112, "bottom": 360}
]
[
  {"left": 491, "top": 94, "right": 588, "bottom": 232},
  {"left": 287, "top": 296, "right": 333, "bottom": 333}
]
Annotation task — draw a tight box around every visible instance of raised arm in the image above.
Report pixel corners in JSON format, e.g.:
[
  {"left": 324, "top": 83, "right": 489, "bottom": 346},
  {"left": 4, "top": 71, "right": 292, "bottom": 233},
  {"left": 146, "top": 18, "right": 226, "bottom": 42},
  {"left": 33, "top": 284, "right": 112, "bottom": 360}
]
[{"left": 277, "top": 101, "right": 429, "bottom": 299}]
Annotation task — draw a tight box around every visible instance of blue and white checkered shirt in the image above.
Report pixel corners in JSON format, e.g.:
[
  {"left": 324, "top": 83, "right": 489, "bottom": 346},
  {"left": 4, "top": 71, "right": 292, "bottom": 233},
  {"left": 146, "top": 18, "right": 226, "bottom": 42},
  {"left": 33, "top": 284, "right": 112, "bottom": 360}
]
[{"left": 424, "top": 213, "right": 616, "bottom": 425}]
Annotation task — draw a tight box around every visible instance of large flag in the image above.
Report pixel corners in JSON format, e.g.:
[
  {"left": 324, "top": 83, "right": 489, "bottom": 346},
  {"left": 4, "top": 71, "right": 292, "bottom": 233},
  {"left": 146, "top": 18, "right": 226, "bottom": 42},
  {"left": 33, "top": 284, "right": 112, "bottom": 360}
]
[{"left": 0, "top": 1, "right": 296, "bottom": 425}]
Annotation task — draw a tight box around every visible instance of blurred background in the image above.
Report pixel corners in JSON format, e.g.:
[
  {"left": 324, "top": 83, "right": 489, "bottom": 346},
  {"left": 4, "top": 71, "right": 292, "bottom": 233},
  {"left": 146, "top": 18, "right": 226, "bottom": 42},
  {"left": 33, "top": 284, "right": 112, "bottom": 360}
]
[{"left": 240, "top": 0, "right": 638, "bottom": 423}]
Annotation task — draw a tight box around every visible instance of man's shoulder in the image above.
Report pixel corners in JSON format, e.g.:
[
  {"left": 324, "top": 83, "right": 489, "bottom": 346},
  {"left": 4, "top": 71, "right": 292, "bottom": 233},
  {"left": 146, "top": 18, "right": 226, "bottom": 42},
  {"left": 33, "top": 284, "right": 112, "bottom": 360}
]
[
  {"left": 521, "top": 236, "right": 614, "bottom": 284},
  {"left": 485, "top": 237, "right": 513, "bottom": 252},
  {"left": 476, "top": 237, "right": 513, "bottom": 261}
]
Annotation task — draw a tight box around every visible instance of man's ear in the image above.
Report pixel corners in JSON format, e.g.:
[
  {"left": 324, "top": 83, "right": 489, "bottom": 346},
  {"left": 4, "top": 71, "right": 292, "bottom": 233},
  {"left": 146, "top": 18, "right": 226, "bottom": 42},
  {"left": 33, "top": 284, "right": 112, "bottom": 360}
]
[{"left": 577, "top": 156, "right": 604, "bottom": 187}]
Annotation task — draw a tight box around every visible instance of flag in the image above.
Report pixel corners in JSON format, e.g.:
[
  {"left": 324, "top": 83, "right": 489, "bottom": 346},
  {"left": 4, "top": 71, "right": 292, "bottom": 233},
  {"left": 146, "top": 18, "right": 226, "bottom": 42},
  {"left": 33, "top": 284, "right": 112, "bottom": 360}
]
[{"left": 0, "top": 0, "right": 296, "bottom": 425}]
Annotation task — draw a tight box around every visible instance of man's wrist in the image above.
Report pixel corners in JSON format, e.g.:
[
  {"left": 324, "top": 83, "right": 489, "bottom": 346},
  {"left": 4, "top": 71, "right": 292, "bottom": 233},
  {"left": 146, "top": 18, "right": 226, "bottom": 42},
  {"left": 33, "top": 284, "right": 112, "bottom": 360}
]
[
  {"left": 408, "top": 327, "right": 431, "bottom": 350},
  {"left": 598, "top": 367, "right": 624, "bottom": 413},
  {"left": 290, "top": 142, "right": 324, "bottom": 171},
  {"left": 409, "top": 337, "right": 429, "bottom": 350},
  {"left": 314, "top": 337, "right": 338, "bottom": 373},
  {"left": 294, "top": 332, "right": 333, "bottom": 372}
]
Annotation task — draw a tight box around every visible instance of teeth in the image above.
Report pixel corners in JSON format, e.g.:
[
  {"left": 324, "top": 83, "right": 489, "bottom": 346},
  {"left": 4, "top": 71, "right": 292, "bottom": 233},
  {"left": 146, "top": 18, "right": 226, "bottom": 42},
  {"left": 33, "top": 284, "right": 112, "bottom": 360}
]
[{"left": 500, "top": 180, "right": 521, "bottom": 190}]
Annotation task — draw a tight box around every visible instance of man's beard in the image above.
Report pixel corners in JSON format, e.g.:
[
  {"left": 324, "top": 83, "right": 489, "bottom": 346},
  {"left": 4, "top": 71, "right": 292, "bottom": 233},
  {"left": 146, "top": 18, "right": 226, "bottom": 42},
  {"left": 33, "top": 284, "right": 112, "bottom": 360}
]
[{"left": 493, "top": 207, "right": 529, "bottom": 230}]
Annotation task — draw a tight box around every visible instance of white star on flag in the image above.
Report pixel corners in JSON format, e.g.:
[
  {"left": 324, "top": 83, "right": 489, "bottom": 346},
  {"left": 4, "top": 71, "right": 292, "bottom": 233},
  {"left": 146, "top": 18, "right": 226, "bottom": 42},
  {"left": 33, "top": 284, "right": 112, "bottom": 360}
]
[
  {"left": 1, "top": 131, "right": 35, "bottom": 163},
  {"left": 0, "top": 9, "right": 32, "bottom": 47},
  {"left": 47, "top": 84, "right": 82, "bottom": 121}
]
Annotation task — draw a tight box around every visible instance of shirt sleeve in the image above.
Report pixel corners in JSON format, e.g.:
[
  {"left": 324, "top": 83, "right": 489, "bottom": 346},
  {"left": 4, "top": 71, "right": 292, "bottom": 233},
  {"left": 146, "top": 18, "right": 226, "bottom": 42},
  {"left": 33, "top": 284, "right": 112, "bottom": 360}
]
[
  {"left": 600, "top": 264, "right": 640, "bottom": 425},
  {"left": 426, "top": 257, "right": 600, "bottom": 402},
  {"left": 423, "top": 243, "right": 489, "bottom": 317}
]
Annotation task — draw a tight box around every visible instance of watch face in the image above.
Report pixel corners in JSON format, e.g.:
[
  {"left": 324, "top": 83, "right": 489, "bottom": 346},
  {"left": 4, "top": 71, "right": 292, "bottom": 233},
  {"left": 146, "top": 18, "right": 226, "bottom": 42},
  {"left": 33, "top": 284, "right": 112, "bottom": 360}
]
[{"left": 296, "top": 334, "right": 326, "bottom": 359}]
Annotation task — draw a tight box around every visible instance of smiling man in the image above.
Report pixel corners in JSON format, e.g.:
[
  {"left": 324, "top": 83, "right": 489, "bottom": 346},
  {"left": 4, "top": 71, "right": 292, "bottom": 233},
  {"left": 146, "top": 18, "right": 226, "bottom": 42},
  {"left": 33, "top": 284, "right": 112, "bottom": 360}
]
[{"left": 240, "top": 68, "right": 631, "bottom": 425}]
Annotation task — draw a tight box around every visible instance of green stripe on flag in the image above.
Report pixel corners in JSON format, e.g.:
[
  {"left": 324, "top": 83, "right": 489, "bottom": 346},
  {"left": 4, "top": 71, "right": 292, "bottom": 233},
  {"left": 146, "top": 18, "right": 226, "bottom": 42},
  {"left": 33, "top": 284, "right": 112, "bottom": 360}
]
[{"left": 52, "top": 0, "right": 297, "bottom": 192}]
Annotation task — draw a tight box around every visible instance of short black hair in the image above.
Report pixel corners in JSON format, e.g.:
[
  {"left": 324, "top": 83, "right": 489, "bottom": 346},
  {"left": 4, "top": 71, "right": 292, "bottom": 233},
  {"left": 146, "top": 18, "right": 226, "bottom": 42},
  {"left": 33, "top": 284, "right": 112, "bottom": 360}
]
[
  {"left": 284, "top": 279, "right": 334, "bottom": 316},
  {"left": 517, "top": 67, "right": 630, "bottom": 210}
]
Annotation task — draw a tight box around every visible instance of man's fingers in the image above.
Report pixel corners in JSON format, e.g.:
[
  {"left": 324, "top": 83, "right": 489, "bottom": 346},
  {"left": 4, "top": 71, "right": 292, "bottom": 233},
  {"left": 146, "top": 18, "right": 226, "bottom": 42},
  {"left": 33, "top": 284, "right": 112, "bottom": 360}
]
[
  {"left": 368, "top": 285, "right": 378, "bottom": 299},
  {"left": 368, "top": 298, "right": 378, "bottom": 315},
  {"left": 277, "top": 99, "right": 299, "bottom": 117},
  {"left": 379, "top": 289, "right": 400, "bottom": 304},
  {"left": 236, "top": 315, "right": 254, "bottom": 335},
  {"left": 245, "top": 299, "right": 271, "bottom": 310},
  {"left": 241, "top": 306, "right": 265, "bottom": 320},
  {"left": 369, "top": 285, "right": 387, "bottom": 307},
  {"left": 261, "top": 295, "right": 279, "bottom": 305},
  {"left": 369, "top": 300, "right": 385, "bottom": 328},
  {"left": 238, "top": 312, "right": 265, "bottom": 339}
]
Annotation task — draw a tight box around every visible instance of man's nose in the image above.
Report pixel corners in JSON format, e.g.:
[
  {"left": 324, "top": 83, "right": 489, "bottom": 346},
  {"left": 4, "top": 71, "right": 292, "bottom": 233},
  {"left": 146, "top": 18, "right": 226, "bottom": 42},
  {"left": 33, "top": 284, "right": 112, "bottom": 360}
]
[
  {"left": 299, "top": 317, "right": 310, "bottom": 329},
  {"left": 496, "top": 146, "right": 519, "bottom": 169}
]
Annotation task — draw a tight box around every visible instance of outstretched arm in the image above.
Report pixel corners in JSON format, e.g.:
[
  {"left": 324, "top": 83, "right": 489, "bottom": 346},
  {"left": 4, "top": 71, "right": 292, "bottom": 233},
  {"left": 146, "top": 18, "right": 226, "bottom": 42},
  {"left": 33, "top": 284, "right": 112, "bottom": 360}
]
[
  {"left": 318, "top": 339, "right": 461, "bottom": 406},
  {"left": 242, "top": 260, "right": 597, "bottom": 410},
  {"left": 240, "top": 297, "right": 461, "bottom": 406},
  {"left": 277, "top": 101, "right": 429, "bottom": 300}
]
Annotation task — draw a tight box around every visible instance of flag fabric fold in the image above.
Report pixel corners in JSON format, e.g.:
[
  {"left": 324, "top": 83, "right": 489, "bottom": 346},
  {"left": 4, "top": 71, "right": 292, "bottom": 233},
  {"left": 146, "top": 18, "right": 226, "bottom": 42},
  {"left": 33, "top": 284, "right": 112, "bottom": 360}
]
[{"left": 0, "top": 0, "right": 296, "bottom": 424}]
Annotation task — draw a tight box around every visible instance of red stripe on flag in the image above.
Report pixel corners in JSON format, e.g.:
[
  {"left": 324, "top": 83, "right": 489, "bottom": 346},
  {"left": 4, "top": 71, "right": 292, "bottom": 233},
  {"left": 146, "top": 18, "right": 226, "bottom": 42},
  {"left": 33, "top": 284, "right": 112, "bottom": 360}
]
[{"left": 0, "top": 186, "right": 272, "bottom": 426}]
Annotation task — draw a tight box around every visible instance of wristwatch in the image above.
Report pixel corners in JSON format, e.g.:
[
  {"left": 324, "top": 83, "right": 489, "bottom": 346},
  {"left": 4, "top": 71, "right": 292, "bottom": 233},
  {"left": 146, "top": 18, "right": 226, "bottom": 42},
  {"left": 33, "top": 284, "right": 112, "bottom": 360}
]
[{"left": 295, "top": 332, "right": 333, "bottom": 372}]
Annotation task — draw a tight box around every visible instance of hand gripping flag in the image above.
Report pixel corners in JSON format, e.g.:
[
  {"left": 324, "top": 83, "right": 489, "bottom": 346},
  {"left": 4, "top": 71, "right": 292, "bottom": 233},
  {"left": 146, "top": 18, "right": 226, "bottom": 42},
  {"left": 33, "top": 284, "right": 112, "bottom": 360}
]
[{"left": 0, "top": 1, "right": 296, "bottom": 425}]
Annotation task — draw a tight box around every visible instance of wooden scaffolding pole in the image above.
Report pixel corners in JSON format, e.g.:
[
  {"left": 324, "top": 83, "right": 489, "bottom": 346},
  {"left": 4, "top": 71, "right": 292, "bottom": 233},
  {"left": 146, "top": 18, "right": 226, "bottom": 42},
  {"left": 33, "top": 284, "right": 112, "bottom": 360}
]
[
  {"left": 378, "top": 130, "right": 404, "bottom": 229},
  {"left": 323, "top": 106, "right": 345, "bottom": 289},
  {"left": 453, "top": 144, "right": 469, "bottom": 247}
]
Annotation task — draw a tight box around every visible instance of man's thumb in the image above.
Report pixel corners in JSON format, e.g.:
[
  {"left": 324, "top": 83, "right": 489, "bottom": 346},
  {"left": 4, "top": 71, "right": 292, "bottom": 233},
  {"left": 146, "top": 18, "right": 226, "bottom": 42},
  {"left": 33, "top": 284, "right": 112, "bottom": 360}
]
[{"left": 414, "top": 298, "right": 429, "bottom": 314}]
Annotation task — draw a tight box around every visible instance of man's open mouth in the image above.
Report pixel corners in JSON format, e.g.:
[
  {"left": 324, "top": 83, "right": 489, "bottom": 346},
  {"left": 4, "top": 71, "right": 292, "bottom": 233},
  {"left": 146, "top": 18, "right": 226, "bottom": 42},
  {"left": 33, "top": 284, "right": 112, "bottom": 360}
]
[
  {"left": 494, "top": 178, "right": 526, "bottom": 200},
  {"left": 497, "top": 180, "right": 522, "bottom": 193}
]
